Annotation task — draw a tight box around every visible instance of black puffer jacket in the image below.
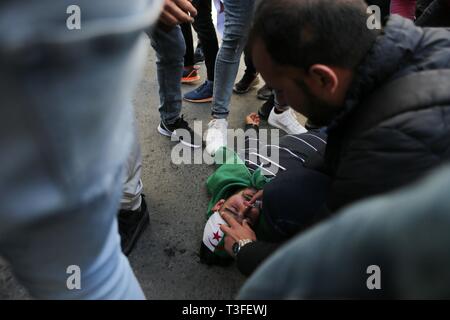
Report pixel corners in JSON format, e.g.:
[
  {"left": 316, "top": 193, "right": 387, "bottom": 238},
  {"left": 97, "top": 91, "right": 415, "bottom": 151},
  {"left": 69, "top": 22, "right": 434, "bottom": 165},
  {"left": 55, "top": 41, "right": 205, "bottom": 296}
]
[{"left": 325, "top": 16, "right": 450, "bottom": 212}]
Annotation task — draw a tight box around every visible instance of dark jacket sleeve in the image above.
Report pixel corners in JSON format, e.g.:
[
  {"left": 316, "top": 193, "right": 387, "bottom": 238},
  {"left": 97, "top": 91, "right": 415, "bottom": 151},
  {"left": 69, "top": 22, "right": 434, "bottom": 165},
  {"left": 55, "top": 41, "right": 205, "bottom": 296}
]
[{"left": 236, "top": 241, "right": 281, "bottom": 277}]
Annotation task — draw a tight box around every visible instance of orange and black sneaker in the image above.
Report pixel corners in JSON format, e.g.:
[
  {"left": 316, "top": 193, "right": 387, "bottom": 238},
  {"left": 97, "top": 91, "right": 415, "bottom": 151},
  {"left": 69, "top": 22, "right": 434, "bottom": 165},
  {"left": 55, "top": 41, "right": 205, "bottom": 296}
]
[{"left": 182, "top": 66, "right": 201, "bottom": 84}]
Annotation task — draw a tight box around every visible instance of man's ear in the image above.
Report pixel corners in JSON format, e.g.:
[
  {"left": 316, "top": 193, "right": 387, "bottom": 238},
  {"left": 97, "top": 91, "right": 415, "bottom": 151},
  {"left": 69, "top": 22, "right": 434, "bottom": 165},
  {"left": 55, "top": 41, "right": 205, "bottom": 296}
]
[
  {"left": 308, "top": 64, "right": 339, "bottom": 93},
  {"left": 212, "top": 199, "right": 226, "bottom": 212}
]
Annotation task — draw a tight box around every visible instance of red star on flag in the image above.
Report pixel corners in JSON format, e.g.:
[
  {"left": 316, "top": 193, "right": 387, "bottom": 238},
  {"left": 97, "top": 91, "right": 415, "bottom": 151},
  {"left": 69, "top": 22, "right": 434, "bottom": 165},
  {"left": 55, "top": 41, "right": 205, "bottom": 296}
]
[{"left": 212, "top": 231, "right": 222, "bottom": 242}]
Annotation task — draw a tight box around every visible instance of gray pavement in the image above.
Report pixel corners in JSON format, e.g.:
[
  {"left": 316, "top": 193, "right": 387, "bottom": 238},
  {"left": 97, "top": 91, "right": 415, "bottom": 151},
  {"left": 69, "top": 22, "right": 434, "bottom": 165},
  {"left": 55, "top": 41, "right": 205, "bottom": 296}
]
[{"left": 0, "top": 36, "right": 280, "bottom": 300}]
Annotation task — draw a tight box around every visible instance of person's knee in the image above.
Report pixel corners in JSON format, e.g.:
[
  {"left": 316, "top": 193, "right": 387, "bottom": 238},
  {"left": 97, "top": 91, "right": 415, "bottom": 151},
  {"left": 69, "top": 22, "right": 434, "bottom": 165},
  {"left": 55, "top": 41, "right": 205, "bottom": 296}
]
[
  {"left": 219, "top": 34, "right": 247, "bottom": 63},
  {"left": 152, "top": 28, "right": 186, "bottom": 65}
]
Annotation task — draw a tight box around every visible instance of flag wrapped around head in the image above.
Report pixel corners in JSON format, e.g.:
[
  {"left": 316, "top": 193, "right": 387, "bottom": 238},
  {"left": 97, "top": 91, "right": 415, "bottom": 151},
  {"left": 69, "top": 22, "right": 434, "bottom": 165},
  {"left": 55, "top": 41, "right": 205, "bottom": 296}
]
[
  {"left": 200, "top": 147, "right": 271, "bottom": 263},
  {"left": 202, "top": 211, "right": 229, "bottom": 258}
]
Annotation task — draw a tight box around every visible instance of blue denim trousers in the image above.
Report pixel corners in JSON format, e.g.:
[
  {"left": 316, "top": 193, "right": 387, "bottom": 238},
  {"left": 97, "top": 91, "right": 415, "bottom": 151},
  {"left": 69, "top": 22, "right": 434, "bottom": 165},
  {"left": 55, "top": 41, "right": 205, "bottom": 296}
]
[
  {"left": 149, "top": 25, "right": 186, "bottom": 124},
  {"left": 0, "top": 0, "right": 161, "bottom": 299},
  {"left": 211, "top": 0, "right": 256, "bottom": 119}
]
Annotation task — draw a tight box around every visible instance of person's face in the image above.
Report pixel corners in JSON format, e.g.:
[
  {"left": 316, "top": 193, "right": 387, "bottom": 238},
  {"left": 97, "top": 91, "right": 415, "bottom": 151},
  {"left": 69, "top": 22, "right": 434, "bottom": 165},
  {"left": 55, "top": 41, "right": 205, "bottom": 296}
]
[
  {"left": 213, "top": 188, "right": 261, "bottom": 226},
  {"left": 251, "top": 37, "right": 351, "bottom": 126}
]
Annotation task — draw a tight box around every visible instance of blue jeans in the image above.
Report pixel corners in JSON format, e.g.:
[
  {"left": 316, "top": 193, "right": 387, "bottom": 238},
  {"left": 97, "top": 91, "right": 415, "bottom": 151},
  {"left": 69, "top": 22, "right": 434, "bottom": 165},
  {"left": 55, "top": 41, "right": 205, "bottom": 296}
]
[
  {"left": 211, "top": 0, "right": 256, "bottom": 119},
  {"left": 149, "top": 26, "right": 186, "bottom": 124},
  {"left": 0, "top": 0, "right": 161, "bottom": 299}
]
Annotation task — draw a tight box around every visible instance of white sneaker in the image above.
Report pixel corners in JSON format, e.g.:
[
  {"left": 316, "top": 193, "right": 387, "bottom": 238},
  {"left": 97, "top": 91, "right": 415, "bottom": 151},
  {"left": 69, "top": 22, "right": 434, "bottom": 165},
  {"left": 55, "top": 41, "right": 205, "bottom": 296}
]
[
  {"left": 268, "top": 108, "right": 307, "bottom": 134},
  {"left": 204, "top": 118, "right": 228, "bottom": 156}
]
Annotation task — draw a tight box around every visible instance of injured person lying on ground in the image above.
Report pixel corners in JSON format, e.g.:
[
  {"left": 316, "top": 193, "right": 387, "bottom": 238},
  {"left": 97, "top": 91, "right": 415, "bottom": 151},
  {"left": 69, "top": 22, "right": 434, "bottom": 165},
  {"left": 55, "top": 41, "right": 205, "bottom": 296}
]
[{"left": 200, "top": 113, "right": 331, "bottom": 276}]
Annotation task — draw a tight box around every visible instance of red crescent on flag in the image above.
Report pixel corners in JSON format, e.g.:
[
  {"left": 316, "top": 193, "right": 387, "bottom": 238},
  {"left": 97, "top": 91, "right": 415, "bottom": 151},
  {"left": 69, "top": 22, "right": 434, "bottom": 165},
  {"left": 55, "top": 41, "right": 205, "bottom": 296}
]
[{"left": 208, "top": 238, "right": 218, "bottom": 248}]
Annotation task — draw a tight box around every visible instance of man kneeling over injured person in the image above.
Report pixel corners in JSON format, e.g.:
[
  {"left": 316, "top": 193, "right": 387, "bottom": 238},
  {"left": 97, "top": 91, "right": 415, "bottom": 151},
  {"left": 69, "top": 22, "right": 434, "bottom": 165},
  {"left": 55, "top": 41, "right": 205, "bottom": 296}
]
[{"left": 200, "top": 114, "right": 331, "bottom": 275}]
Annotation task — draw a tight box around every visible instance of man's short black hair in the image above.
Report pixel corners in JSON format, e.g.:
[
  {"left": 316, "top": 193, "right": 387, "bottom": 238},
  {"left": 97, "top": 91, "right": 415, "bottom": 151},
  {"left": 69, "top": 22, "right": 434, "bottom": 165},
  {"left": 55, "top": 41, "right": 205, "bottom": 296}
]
[{"left": 249, "top": 0, "right": 379, "bottom": 70}]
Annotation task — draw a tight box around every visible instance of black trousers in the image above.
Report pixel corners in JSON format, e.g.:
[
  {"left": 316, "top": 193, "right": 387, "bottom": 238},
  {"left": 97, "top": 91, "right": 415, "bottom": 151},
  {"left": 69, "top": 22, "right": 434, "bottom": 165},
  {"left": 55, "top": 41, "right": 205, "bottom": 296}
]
[
  {"left": 243, "top": 44, "right": 257, "bottom": 75},
  {"left": 181, "top": 22, "right": 195, "bottom": 67},
  {"left": 192, "top": 0, "right": 219, "bottom": 81}
]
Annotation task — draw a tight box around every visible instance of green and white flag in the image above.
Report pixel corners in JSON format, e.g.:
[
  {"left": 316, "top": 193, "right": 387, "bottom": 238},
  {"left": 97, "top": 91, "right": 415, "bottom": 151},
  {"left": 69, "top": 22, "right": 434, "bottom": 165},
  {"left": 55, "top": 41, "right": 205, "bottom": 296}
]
[{"left": 202, "top": 211, "right": 226, "bottom": 253}]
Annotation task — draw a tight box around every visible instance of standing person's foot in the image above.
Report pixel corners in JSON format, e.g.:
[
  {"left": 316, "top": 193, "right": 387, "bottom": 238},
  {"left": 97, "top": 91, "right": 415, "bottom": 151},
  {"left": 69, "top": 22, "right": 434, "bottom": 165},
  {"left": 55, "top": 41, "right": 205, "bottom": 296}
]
[
  {"left": 268, "top": 108, "right": 307, "bottom": 134},
  {"left": 158, "top": 115, "right": 202, "bottom": 148},
  {"left": 182, "top": 66, "right": 201, "bottom": 84},
  {"left": 204, "top": 118, "right": 228, "bottom": 156},
  {"left": 257, "top": 84, "right": 272, "bottom": 100},
  {"left": 183, "top": 80, "right": 214, "bottom": 103},
  {"left": 233, "top": 72, "right": 259, "bottom": 94},
  {"left": 258, "top": 94, "right": 275, "bottom": 120},
  {"left": 194, "top": 44, "right": 205, "bottom": 64},
  {"left": 119, "top": 195, "right": 150, "bottom": 256}
]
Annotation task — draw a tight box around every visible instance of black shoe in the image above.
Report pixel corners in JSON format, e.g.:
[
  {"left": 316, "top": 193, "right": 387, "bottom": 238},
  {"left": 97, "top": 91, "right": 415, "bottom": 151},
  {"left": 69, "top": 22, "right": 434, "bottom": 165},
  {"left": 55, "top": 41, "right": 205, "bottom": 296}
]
[
  {"left": 194, "top": 44, "right": 205, "bottom": 64},
  {"left": 256, "top": 84, "right": 272, "bottom": 100},
  {"left": 258, "top": 94, "right": 275, "bottom": 120},
  {"left": 119, "top": 195, "right": 150, "bottom": 256},
  {"left": 233, "top": 72, "right": 260, "bottom": 94},
  {"left": 157, "top": 115, "right": 202, "bottom": 148}
]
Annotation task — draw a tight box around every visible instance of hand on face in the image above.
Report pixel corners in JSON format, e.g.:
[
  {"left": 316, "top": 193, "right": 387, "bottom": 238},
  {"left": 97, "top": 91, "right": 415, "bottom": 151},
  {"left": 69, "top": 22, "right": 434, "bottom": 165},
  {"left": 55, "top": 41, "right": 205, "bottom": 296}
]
[
  {"left": 219, "top": 212, "right": 257, "bottom": 257},
  {"left": 219, "top": 188, "right": 261, "bottom": 226}
]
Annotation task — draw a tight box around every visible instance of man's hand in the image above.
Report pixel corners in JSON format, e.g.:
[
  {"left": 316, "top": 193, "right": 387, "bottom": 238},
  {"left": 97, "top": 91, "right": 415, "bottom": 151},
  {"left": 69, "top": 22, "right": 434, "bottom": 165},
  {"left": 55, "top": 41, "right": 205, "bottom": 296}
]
[
  {"left": 220, "top": 212, "right": 257, "bottom": 257},
  {"left": 244, "top": 190, "right": 263, "bottom": 208},
  {"left": 159, "top": 0, "right": 197, "bottom": 27},
  {"left": 245, "top": 113, "right": 261, "bottom": 126}
]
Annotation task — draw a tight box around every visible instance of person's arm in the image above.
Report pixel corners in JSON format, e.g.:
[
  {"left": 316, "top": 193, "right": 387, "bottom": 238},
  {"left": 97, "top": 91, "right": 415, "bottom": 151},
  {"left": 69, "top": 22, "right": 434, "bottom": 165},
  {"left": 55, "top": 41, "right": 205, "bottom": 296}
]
[{"left": 220, "top": 212, "right": 282, "bottom": 276}]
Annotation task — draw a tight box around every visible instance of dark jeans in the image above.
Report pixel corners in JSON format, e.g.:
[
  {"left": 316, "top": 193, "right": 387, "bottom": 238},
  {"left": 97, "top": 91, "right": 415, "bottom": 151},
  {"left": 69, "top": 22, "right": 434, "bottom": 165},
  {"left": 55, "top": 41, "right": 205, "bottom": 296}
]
[{"left": 192, "top": 0, "right": 219, "bottom": 81}]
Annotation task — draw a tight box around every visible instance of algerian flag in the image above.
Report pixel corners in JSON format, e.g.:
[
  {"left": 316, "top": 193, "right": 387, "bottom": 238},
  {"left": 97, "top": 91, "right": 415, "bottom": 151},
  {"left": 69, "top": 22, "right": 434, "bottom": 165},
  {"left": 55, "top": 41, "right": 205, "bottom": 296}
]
[{"left": 202, "top": 211, "right": 227, "bottom": 253}]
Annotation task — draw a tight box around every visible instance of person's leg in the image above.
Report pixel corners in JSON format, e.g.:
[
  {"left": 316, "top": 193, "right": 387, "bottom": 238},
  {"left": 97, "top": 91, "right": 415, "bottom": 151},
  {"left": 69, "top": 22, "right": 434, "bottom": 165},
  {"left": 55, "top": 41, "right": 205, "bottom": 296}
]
[
  {"left": 233, "top": 44, "right": 260, "bottom": 94},
  {"left": 211, "top": 0, "right": 256, "bottom": 118},
  {"left": 181, "top": 22, "right": 195, "bottom": 68},
  {"left": 194, "top": 41, "right": 205, "bottom": 64},
  {"left": 0, "top": 0, "right": 156, "bottom": 298},
  {"left": 244, "top": 46, "right": 257, "bottom": 76},
  {"left": 149, "top": 26, "right": 203, "bottom": 148},
  {"left": 267, "top": 91, "right": 307, "bottom": 135},
  {"left": 119, "top": 126, "right": 149, "bottom": 257},
  {"left": 121, "top": 128, "right": 144, "bottom": 212},
  {"left": 0, "top": 171, "right": 145, "bottom": 299},
  {"left": 183, "top": 0, "right": 219, "bottom": 103},
  {"left": 180, "top": 22, "right": 200, "bottom": 83},
  {"left": 204, "top": 0, "right": 256, "bottom": 156},
  {"left": 149, "top": 26, "right": 185, "bottom": 125},
  {"left": 192, "top": 0, "right": 219, "bottom": 82}
]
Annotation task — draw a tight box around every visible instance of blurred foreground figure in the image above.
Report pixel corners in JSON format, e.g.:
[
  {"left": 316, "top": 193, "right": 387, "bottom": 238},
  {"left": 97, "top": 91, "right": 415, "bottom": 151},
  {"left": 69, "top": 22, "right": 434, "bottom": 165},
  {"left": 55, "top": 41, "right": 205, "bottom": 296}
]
[
  {"left": 0, "top": 0, "right": 163, "bottom": 299},
  {"left": 239, "top": 164, "right": 450, "bottom": 299}
]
